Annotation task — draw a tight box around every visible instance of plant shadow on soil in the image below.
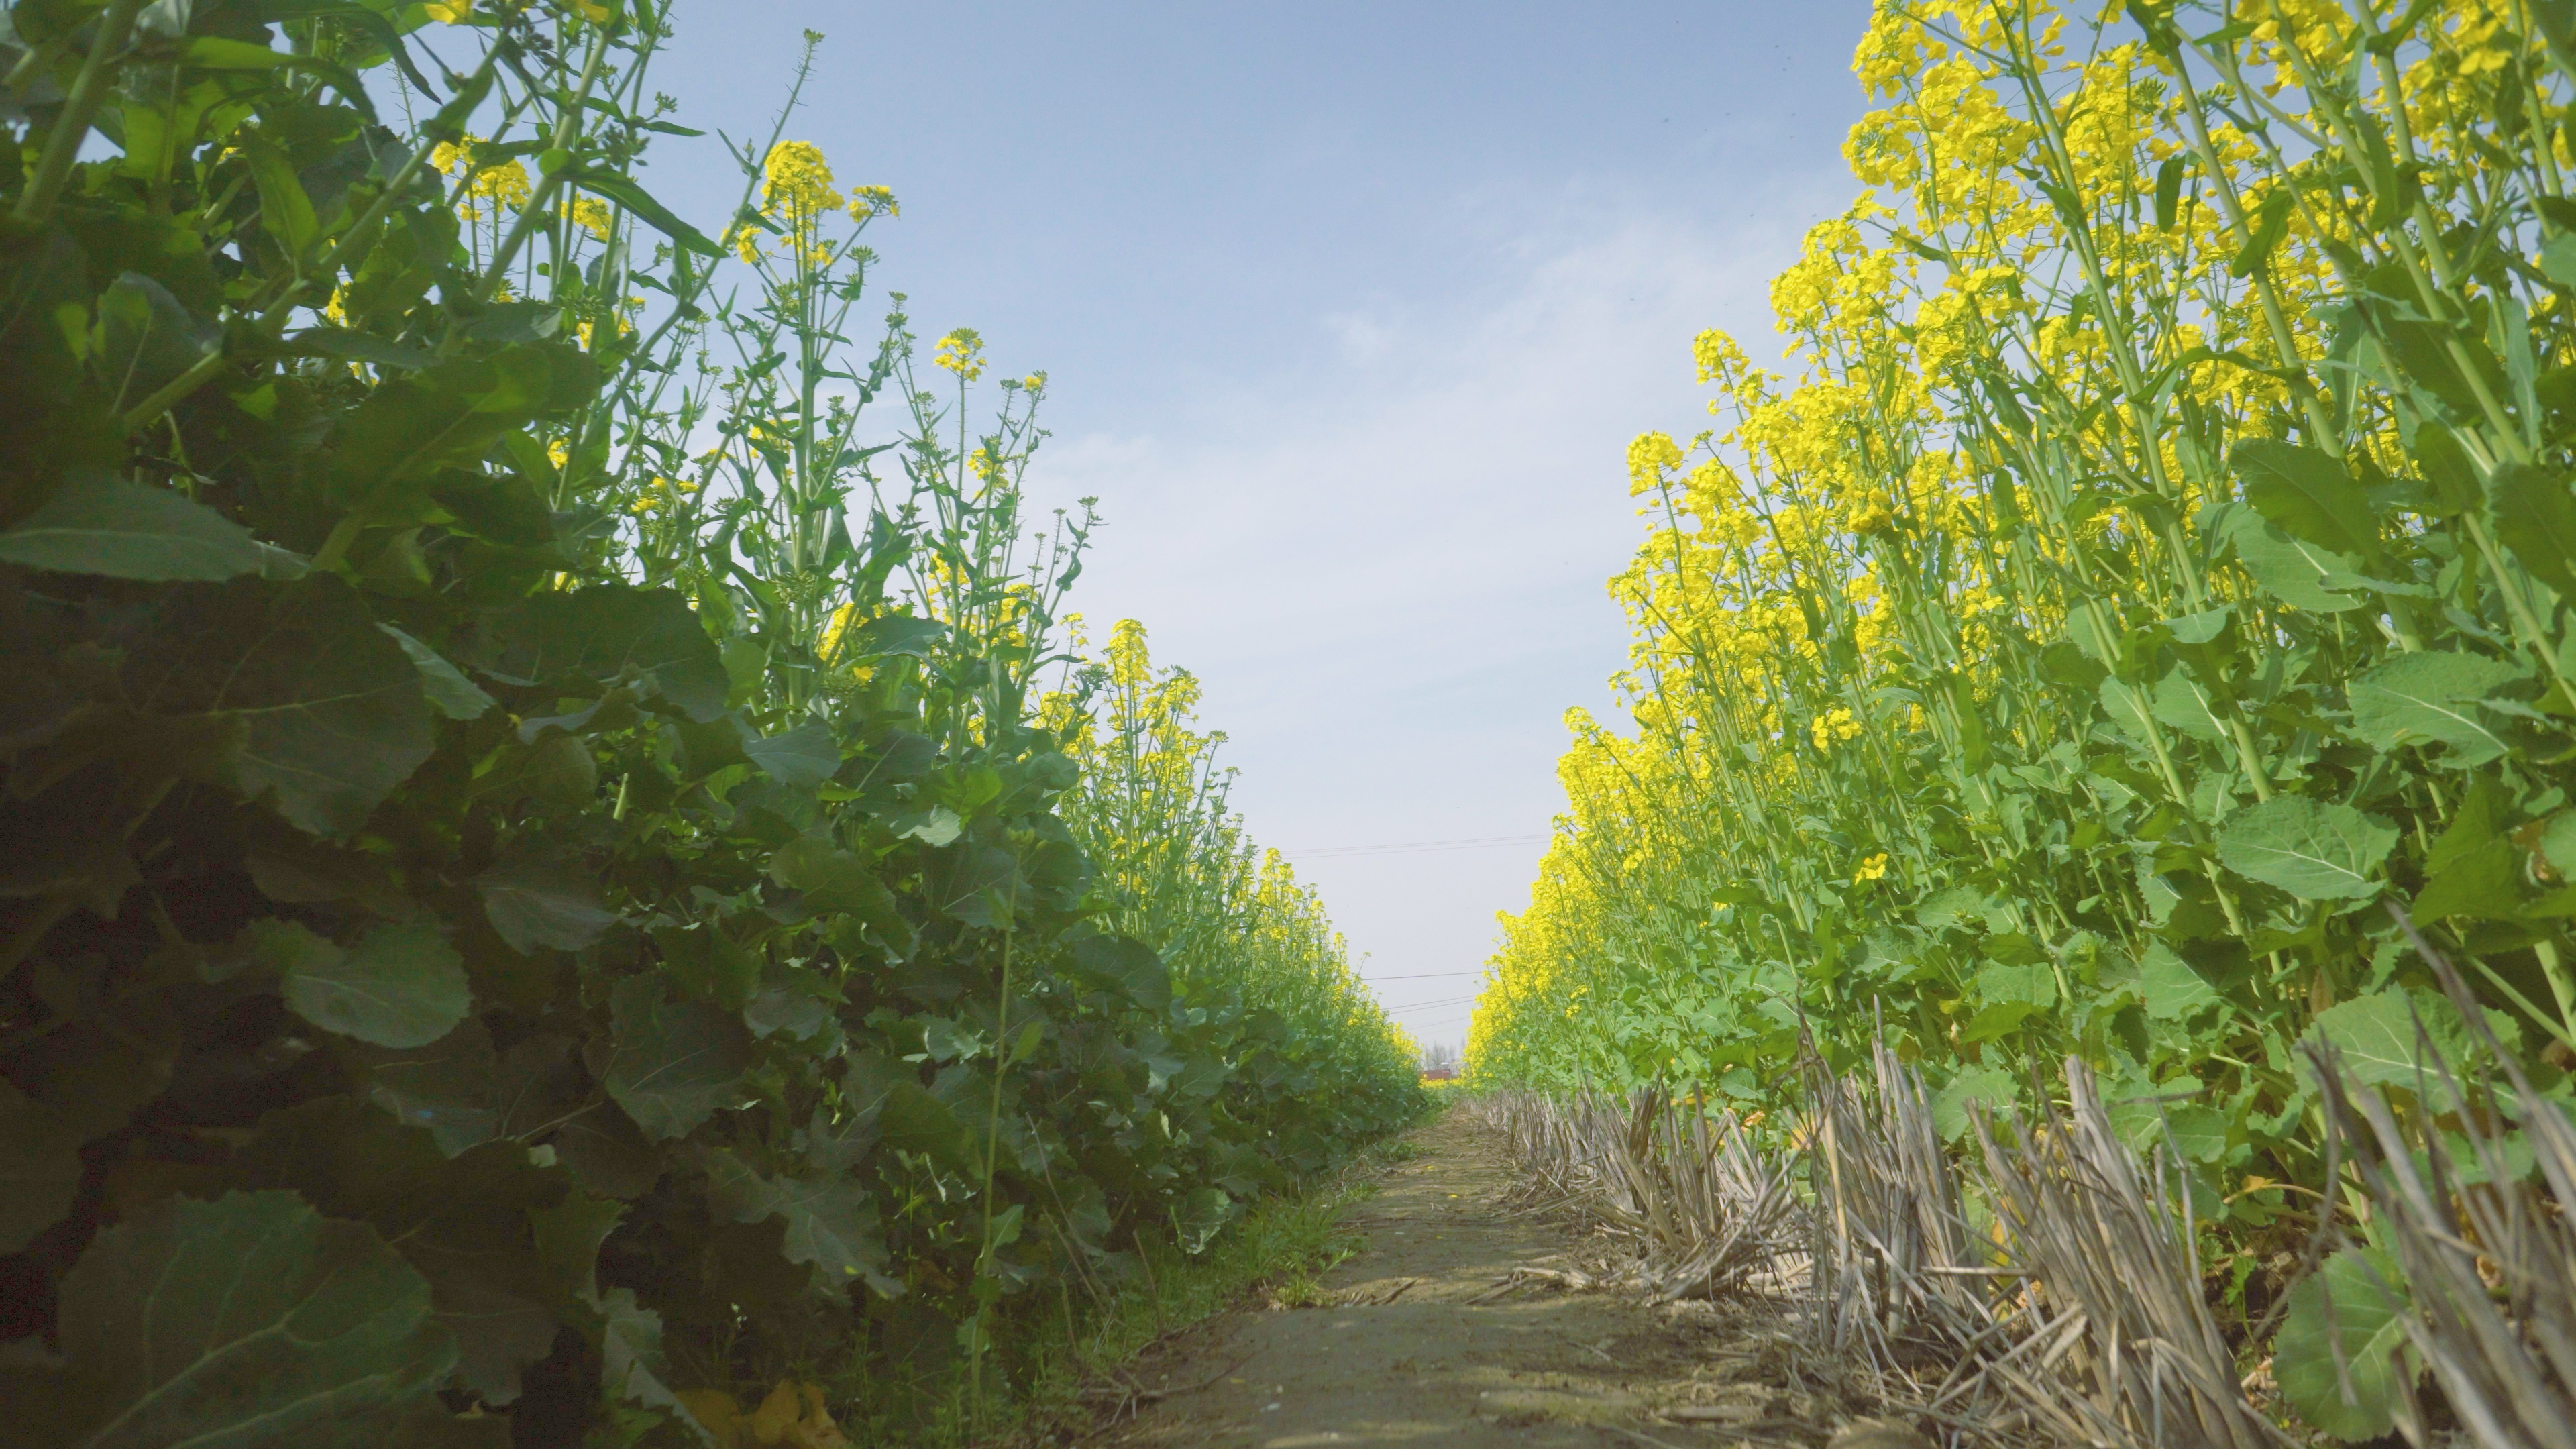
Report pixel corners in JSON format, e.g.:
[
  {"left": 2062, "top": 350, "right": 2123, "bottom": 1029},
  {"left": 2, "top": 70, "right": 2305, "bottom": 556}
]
[{"left": 1052, "top": 1104, "right": 1884, "bottom": 1449}]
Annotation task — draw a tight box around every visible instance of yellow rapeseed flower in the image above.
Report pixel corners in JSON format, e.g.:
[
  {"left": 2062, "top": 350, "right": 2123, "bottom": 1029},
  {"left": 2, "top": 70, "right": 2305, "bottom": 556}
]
[{"left": 934, "top": 329, "right": 986, "bottom": 382}]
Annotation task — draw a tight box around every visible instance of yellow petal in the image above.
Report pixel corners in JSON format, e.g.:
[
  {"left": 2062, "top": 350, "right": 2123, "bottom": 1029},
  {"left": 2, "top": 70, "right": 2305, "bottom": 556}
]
[
  {"left": 748, "top": 1382, "right": 802, "bottom": 1443},
  {"left": 676, "top": 1389, "right": 744, "bottom": 1448}
]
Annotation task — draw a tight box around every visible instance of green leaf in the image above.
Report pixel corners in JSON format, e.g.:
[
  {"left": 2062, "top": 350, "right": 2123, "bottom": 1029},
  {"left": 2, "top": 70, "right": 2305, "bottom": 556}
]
[
  {"left": 2140, "top": 944, "right": 2223, "bottom": 1020},
  {"left": 241, "top": 133, "right": 320, "bottom": 262},
  {"left": 594, "top": 1287, "right": 699, "bottom": 1426},
  {"left": 696, "top": 1151, "right": 894, "bottom": 1298},
  {"left": 2312, "top": 988, "right": 2482, "bottom": 1089},
  {"left": 557, "top": 166, "right": 724, "bottom": 257},
  {"left": 47, "top": 1191, "right": 457, "bottom": 1448},
  {"left": 2490, "top": 462, "right": 2576, "bottom": 602},
  {"left": 603, "top": 977, "right": 753, "bottom": 1142},
  {"left": 476, "top": 855, "right": 615, "bottom": 954},
  {"left": 2346, "top": 651, "right": 2522, "bottom": 764},
  {"left": 765, "top": 835, "right": 901, "bottom": 933},
  {"left": 1976, "top": 960, "right": 2056, "bottom": 1008},
  {"left": 348, "top": 1017, "right": 498, "bottom": 1156},
  {"left": 225, "top": 1097, "right": 568, "bottom": 1406},
  {"left": 1173, "top": 1186, "right": 1238, "bottom": 1255},
  {"left": 281, "top": 920, "right": 472, "bottom": 1049},
  {"left": 480, "top": 586, "right": 729, "bottom": 722},
  {"left": 2229, "top": 188, "right": 2294, "bottom": 278},
  {"left": 2154, "top": 154, "right": 2185, "bottom": 230},
  {"left": 0, "top": 1081, "right": 85, "bottom": 1252},
  {"left": 2277, "top": 1247, "right": 2414, "bottom": 1440},
  {"left": 2231, "top": 439, "right": 2379, "bottom": 562},
  {"left": 2149, "top": 668, "right": 2229, "bottom": 743},
  {"left": 0, "top": 471, "right": 274, "bottom": 581},
  {"left": 2217, "top": 796, "right": 2398, "bottom": 901},
  {"left": 929, "top": 843, "right": 1022, "bottom": 928},
  {"left": 2412, "top": 798, "right": 2525, "bottom": 921},
  {"left": 124, "top": 579, "right": 433, "bottom": 836},
  {"left": 2106, "top": 1091, "right": 2229, "bottom": 1162},
  {"left": 741, "top": 720, "right": 840, "bottom": 789},
  {"left": 329, "top": 347, "right": 586, "bottom": 515},
  {"left": 376, "top": 624, "right": 495, "bottom": 720},
  {"left": 2223, "top": 508, "right": 2364, "bottom": 612},
  {"left": 1069, "top": 934, "right": 1172, "bottom": 1012},
  {"left": 848, "top": 614, "right": 948, "bottom": 659},
  {"left": 1932, "top": 1066, "right": 2017, "bottom": 1142},
  {"left": 2542, "top": 811, "right": 2576, "bottom": 880},
  {"left": 91, "top": 272, "right": 219, "bottom": 413},
  {"left": 288, "top": 326, "right": 438, "bottom": 371}
]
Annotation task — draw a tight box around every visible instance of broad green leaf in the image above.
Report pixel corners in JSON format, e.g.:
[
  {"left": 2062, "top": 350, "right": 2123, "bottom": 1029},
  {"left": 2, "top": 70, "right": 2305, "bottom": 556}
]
[
  {"left": 766, "top": 835, "right": 902, "bottom": 932},
  {"left": 91, "top": 272, "right": 219, "bottom": 413},
  {"left": 694, "top": 1150, "right": 896, "bottom": 1297},
  {"left": 479, "top": 586, "right": 729, "bottom": 722},
  {"left": 2106, "top": 1091, "right": 2229, "bottom": 1162},
  {"left": 241, "top": 133, "right": 320, "bottom": 261},
  {"left": 2312, "top": 989, "right": 2481, "bottom": 1089},
  {"left": 848, "top": 614, "right": 948, "bottom": 659},
  {"left": 2544, "top": 812, "right": 2576, "bottom": 880},
  {"left": 281, "top": 921, "right": 472, "bottom": 1049},
  {"left": 1932, "top": 1066, "right": 2017, "bottom": 1142},
  {"left": 2277, "top": 1247, "right": 2414, "bottom": 1440},
  {"left": 47, "top": 1191, "right": 456, "bottom": 1448},
  {"left": 1173, "top": 1186, "right": 1237, "bottom": 1255},
  {"left": 930, "top": 842, "right": 1022, "bottom": 928},
  {"left": 2231, "top": 438, "right": 2379, "bottom": 562},
  {"left": 767, "top": 1171, "right": 897, "bottom": 1295},
  {"left": 594, "top": 1286, "right": 698, "bottom": 1426},
  {"left": 2224, "top": 510, "right": 2364, "bottom": 612},
  {"left": 2140, "top": 944, "right": 2223, "bottom": 1020},
  {"left": 348, "top": 1017, "right": 498, "bottom": 1156},
  {"left": 528, "top": 1191, "right": 623, "bottom": 1313},
  {"left": 225, "top": 1097, "right": 567, "bottom": 1406},
  {"left": 1069, "top": 934, "right": 1172, "bottom": 1012},
  {"left": 329, "top": 347, "right": 587, "bottom": 511},
  {"left": 2162, "top": 604, "right": 2231, "bottom": 644},
  {"left": 0, "top": 1081, "right": 84, "bottom": 1252},
  {"left": 376, "top": 624, "right": 495, "bottom": 720},
  {"left": 603, "top": 977, "right": 753, "bottom": 1141},
  {"left": 2216, "top": 796, "right": 2397, "bottom": 900},
  {"left": 2413, "top": 833, "right": 2524, "bottom": 921},
  {"left": 0, "top": 471, "right": 272, "bottom": 581},
  {"left": 742, "top": 720, "right": 841, "bottom": 789},
  {"left": 2346, "top": 651, "right": 2521, "bottom": 764},
  {"left": 2149, "top": 668, "right": 2229, "bottom": 743},
  {"left": 1976, "top": 960, "right": 2056, "bottom": 1008},
  {"left": 2098, "top": 676, "right": 2161, "bottom": 744},
  {"left": 124, "top": 578, "right": 433, "bottom": 837},
  {"left": 2491, "top": 462, "right": 2576, "bottom": 602},
  {"left": 1913, "top": 885, "right": 1986, "bottom": 932},
  {"left": 476, "top": 856, "right": 616, "bottom": 954}
]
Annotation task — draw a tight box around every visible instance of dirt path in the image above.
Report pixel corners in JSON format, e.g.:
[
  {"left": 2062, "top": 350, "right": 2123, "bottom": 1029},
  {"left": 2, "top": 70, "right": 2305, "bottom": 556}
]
[{"left": 1086, "top": 1108, "right": 1884, "bottom": 1449}]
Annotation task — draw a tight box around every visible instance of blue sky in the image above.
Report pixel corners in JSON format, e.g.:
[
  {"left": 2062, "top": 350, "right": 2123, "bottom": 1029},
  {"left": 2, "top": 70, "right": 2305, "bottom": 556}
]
[{"left": 643, "top": 3, "right": 1878, "bottom": 1051}]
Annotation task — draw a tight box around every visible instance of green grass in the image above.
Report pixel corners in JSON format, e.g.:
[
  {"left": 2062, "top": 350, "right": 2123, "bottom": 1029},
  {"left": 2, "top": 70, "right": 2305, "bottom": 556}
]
[{"left": 860, "top": 1117, "right": 1435, "bottom": 1447}]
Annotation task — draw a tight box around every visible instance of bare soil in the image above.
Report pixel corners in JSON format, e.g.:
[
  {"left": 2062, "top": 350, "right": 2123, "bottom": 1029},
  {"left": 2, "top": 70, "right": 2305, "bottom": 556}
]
[{"left": 1078, "top": 1109, "right": 1886, "bottom": 1449}]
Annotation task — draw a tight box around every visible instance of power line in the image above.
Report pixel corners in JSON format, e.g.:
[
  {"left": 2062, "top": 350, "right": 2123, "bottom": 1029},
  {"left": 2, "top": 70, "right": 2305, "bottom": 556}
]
[{"left": 1362, "top": 970, "right": 1485, "bottom": 981}]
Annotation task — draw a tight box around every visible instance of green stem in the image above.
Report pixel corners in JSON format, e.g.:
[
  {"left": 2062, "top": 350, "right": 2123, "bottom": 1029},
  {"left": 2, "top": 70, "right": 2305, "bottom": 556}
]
[{"left": 12, "top": 0, "right": 146, "bottom": 227}]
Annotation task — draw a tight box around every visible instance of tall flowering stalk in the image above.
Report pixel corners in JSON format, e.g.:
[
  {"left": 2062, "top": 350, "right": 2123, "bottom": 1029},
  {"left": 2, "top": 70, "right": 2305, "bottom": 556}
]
[{"left": 1479, "top": 7, "right": 2576, "bottom": 1409}]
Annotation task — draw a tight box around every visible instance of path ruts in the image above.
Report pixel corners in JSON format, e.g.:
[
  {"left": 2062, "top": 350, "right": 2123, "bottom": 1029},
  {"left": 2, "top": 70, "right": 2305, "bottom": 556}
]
[{"left": 1085, "top": 1109, "right": 1849, "bottom": 1448}]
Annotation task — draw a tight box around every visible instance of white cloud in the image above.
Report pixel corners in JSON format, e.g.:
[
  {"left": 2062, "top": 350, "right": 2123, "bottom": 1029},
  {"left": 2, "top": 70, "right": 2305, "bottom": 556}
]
[{"left": 1023, "top": 180, "right": 1838, "bottom": 1047}]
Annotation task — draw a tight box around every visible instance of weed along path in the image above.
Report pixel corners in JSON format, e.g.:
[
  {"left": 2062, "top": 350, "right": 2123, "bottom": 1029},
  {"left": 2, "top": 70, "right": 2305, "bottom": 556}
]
[{"left": 1083, "top": 1109, "right": 1904, "bottom": 1449}]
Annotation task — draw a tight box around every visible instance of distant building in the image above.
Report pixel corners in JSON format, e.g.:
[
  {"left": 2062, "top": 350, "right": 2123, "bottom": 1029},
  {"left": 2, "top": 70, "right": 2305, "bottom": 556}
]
[{"left": 1419, "top": 1041, "right": 1459, "bottom": 1082}]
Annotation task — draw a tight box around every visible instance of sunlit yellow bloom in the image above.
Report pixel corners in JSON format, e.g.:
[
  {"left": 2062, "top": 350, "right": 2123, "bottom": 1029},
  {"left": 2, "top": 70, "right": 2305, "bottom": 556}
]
[{"left": 934, "top": 328, "right": 987, "bottom": 382}]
